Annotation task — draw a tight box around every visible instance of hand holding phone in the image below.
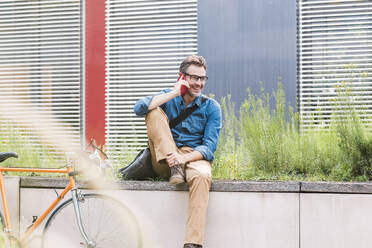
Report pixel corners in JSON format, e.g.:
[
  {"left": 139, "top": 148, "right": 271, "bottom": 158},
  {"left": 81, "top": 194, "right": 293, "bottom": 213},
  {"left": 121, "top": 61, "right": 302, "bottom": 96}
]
[{"left": 177, "top": 73, "right": 189, "bottom": 96}]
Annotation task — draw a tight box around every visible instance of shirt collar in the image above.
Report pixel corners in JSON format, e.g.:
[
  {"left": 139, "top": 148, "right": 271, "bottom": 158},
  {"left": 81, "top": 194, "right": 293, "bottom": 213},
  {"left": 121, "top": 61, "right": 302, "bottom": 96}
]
[
  {"left": 194, "top": 95, "right": 202, "bottom": 106},
  {"left": 180, "top": 95, "right": 202, "bottom": 107}
]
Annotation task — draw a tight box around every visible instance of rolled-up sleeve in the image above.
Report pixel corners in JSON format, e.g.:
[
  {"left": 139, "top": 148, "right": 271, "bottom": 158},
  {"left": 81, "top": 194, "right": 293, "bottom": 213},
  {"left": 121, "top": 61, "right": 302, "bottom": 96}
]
[
  {"left": 194, "top": 100, "right": 222, "bottom": 161},
  {"left": 133, "top": 95, "right": 154, "bottom": 116},
  {"left": 133, "top": 90, "right": 169, "bottom": 116}
]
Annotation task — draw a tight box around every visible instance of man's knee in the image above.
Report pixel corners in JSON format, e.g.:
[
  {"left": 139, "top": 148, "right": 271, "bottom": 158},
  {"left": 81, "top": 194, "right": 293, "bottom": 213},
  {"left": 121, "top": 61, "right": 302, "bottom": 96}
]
[
  {"left": 186, "top": 162, "right": 212, "bottom": 186},
  {"left": 145, "top": 107, "right": 166, "bottom": 123}
]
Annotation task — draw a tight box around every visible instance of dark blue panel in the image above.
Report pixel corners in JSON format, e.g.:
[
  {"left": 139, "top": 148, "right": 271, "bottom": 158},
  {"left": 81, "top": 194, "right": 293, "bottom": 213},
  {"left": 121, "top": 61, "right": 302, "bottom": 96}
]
[{"left": 198, "top": 0, "right": 297, "bottom": 108}]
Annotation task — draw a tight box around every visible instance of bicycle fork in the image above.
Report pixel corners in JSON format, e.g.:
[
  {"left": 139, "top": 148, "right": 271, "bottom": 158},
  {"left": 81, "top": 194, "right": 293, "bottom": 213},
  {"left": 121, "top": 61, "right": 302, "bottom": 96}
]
[{"left": 71, "top": 189, "right": 96, "bottom": 248}]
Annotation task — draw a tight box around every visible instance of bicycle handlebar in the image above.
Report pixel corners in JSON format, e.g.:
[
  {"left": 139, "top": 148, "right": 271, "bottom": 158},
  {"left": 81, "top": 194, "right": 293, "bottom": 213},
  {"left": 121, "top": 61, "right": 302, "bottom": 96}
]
[{"left": 0, "top": 152, "right": 18, "bottom": 163}]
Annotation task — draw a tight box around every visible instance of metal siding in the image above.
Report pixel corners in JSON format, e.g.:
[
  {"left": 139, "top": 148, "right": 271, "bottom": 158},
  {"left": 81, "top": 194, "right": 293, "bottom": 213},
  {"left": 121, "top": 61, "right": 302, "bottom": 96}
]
[
  {"left": 298, "top": 0, "right": 372, "bottom": 130},
  {"left": 0, "top": 0, "right": 82, "bottom": 153},
  {"left": 198, "top": 0, "right": 298, "bottom": 109},
  {"left": 105, "top": 0, "right": 198, "bottom": 159}
]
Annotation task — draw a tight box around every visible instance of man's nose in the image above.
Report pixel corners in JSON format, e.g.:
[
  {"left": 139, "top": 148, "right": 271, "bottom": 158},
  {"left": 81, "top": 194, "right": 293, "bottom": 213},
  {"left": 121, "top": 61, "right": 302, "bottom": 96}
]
[{"left": 195, "top": 78, "right": 202, "bottom": 85}]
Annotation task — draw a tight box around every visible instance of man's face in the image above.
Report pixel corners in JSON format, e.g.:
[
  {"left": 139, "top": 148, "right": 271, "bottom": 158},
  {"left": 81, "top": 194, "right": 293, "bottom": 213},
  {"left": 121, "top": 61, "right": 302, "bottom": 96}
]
[{"left": 184, "top": 65, "right": 207, "bottom": 98}]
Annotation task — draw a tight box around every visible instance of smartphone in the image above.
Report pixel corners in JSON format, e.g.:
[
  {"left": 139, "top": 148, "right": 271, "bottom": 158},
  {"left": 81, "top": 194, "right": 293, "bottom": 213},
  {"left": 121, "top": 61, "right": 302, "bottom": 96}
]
[{"left": 178, "top": 73, "right": 189, "bottom": 96}]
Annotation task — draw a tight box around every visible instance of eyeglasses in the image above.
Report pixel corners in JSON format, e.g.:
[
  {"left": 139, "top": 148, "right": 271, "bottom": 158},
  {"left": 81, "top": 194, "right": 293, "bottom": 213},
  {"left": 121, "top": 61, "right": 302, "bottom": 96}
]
[{"left": 184, "top": 72, "right": 208, "bottom": 82}]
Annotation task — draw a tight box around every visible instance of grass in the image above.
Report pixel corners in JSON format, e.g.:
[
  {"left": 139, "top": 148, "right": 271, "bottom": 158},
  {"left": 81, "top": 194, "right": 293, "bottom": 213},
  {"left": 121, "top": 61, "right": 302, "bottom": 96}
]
[
  {"left": 0, "top": 123, "right": 132, "bottom": 180},
  {"left": 213, "top": 82, "right": 372, "bottom": 182},
  {"left": 0, "top": 123, "right": 63, "bottom": 176}
]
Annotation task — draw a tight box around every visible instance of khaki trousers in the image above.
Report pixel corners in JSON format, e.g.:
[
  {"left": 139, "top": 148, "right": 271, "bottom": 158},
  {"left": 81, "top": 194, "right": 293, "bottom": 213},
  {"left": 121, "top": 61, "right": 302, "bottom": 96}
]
[{"left": 145, "top": 107, "right": 212, "bottom": 246}]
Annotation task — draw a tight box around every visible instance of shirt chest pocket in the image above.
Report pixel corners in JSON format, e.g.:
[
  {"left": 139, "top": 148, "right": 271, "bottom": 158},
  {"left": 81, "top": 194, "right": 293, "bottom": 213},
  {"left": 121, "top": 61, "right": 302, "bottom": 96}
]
[{"left": 182, "top": 115, "right": 206, "bottom": 135}]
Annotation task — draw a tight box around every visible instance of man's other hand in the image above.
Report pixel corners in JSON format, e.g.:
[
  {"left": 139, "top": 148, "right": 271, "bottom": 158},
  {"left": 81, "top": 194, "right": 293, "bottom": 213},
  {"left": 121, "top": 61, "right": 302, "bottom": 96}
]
[{"left": 166, "top": 152, "right": 186, "bottom": 167}]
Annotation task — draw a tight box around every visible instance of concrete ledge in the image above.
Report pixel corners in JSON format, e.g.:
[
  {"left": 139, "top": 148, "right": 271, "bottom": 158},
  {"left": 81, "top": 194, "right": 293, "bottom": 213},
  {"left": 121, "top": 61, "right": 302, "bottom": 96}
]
[
  {"left": 300, "top": 181, "right": 372, "bottom": 194},
  {"left": 20, "top": 177, "right": 67, "bottom": 188},
  {"left": 19, "top": 177, "right": 372, "bottom": 194},
  {"left": 20, "top": 177, "right": 300, "bottom": 192},
  {"left": 210, "top": 180, "right": 299, "bottom": 192}
]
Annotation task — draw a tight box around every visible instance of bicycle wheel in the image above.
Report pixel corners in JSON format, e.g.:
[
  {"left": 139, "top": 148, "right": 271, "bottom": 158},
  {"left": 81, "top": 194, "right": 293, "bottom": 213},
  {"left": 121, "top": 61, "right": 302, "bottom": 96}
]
[{"left": 42, "top": 193, "right": 142, "bottom": 248}]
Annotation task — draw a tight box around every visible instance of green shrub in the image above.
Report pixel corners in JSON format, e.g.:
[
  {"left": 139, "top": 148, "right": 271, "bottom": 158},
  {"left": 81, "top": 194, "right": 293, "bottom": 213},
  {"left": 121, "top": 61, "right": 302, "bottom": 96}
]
[
  {"left": 213, "top": 81, "right": 372, "bottom": 182},
  {"left": 335, "top": 116, "right": 372, "bottom": 180}
]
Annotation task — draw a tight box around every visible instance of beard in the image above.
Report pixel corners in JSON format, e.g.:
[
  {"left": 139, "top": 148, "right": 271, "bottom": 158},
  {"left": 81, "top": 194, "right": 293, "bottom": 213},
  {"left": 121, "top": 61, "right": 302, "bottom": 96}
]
[{"left": 187, "top": 89, "right": 201, "bottom": 98}]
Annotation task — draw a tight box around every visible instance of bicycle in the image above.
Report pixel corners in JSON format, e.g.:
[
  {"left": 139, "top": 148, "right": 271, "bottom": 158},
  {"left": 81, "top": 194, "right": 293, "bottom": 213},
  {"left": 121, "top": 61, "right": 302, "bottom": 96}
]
[{"left": 0, "top": 149, "right": 142, "bottom": 248}]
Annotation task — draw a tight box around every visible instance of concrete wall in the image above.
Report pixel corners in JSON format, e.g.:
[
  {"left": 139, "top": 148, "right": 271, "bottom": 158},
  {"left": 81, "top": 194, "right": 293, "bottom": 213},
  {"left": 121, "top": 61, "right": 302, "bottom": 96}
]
[
  {"left": 0, "top": 177, "right": 19, "bottom": 237},
  {"left": 5, "top": 178, "right": 372, "bottom": 247},
  {"left": 300, "top": 194, "right": 372, "bottom": 248}
]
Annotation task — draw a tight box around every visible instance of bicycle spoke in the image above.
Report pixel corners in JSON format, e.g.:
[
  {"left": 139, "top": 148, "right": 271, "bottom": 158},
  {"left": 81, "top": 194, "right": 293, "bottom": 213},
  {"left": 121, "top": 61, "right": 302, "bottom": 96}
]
[{"left": 42, "top": 194, "right": 142, "bottom": 248}]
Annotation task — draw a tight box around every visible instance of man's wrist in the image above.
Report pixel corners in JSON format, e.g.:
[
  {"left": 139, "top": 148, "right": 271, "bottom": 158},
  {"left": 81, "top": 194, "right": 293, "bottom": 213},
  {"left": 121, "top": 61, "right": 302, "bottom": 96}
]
[
  {"left": 181, "top": 153, "right": 190, "bottom": 164},
  {"left": 182, "top": 151, "right": 203, "bottom": 164},
  {"left": 170, "top": 89, "right": 180, "bottom": 97}
]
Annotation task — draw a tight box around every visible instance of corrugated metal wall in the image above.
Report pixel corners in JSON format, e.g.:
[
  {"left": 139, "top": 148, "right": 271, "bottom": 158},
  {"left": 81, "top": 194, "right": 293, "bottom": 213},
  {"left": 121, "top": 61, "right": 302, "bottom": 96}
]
[
  {"left": 0, "top": 0, "right": 83, "bottom": 152},
  {"left": 105, "top": 0, "right": 198, "bottom": 159},
  {"left": 198, "top": 0, "right": 298, "bottom": 110}
]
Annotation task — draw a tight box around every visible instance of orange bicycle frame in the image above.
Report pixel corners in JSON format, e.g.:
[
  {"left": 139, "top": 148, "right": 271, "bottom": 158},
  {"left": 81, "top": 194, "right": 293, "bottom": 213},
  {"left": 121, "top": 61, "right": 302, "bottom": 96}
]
[{"left": 0, "top": 165, "right": 76, "bottom": 244}]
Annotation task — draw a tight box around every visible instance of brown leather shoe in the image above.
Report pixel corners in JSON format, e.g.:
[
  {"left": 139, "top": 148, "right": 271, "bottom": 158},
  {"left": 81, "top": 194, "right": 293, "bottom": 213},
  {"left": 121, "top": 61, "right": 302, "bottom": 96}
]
[
  {"left": 169, "top": 164, "right": 185, "bottom": 185},
  {"left": 184, "top": 244, "right": 202, "bottom": 248}
]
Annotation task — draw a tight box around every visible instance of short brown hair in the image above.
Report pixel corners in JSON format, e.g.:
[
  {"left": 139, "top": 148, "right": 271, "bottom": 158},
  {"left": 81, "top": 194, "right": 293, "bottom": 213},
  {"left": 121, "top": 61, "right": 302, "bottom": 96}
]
[{"left": 179, "top": 55, "right": 207, "bottom": 74}]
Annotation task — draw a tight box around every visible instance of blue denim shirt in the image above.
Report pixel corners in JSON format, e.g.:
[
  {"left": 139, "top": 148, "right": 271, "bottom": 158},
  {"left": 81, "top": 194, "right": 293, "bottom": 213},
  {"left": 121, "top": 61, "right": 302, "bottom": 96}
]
[{"left": 134, "top": 89, "right": 222, "bottom": 161}]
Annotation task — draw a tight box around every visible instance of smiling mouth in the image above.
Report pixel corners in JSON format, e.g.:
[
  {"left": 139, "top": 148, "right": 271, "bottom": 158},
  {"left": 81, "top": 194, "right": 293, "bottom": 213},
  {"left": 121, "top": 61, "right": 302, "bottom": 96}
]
[{"left": 187, "top": 88, "right": 201, "bottom": 97}]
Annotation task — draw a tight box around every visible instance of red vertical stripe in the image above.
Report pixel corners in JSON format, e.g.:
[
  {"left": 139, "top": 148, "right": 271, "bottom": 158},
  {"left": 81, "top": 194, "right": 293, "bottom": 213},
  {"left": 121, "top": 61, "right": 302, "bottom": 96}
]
[{"left": 85, "top": 0, "right": 106, "bottom": 146}]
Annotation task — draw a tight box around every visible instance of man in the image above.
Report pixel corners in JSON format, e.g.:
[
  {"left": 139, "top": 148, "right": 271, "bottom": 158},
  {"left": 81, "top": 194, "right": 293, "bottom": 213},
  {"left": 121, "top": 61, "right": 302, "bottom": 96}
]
[{"left": 134, "top": 55, "right": 221, "bottom": 248}]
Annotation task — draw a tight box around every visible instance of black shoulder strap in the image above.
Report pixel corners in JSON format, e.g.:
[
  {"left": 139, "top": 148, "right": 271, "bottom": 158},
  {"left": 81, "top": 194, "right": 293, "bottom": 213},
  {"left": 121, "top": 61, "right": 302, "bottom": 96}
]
[{"left": 169, "top": 96, "right": 208, "bottom": 129}]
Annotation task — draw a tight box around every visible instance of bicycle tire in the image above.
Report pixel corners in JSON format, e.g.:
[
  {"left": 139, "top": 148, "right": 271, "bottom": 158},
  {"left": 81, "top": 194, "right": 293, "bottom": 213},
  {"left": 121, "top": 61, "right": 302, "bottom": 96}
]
[{"left": 42, "top": 193, "right": 142, "bottom": 248}]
